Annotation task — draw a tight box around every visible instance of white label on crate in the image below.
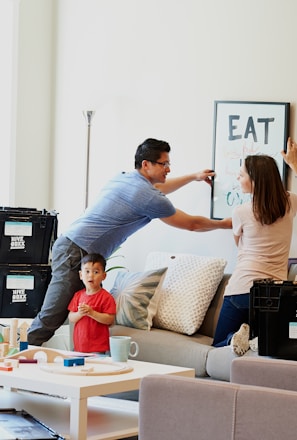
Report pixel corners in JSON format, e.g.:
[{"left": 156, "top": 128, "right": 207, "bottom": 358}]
[
  {"left": 289, "top": 322, "right": 297, "bottom": 339},
  {"left": 12, "top": 289, "right": 27, "bottom": 303},
  {"left": 10, "top": 236, "right": 25, "bottom": 250},
  {"left": 4, "top": 221, "right": 32, "bottom": 237},
  {"left": 6, "top": 275, "right": 34, "bottom": 290}
]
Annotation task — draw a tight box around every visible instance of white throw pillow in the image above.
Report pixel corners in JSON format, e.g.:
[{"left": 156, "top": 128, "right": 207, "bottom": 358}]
[
  {"left": 145, "top": 252, "right": 227, "bottom": 335},
  {"left": 110, "top": 267, "right": 167, "bottom": 330}
]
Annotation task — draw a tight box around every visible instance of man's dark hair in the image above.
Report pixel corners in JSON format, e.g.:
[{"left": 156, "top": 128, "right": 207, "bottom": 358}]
[
  {"left": 81, "top": 253, "right": 106, "bottom": 271},
  {"left": 134, "top": 138, "right": 171, "bottom": 169}
]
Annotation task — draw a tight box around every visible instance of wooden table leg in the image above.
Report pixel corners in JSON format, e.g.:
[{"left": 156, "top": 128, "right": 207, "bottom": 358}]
[{"left": 70, "top": 397, "right": 88, "bottom": 440}]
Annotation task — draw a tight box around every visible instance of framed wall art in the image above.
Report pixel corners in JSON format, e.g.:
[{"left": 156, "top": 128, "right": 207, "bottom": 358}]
[{"left": 211, "top": 100, "right": 290, "bottom": 219}]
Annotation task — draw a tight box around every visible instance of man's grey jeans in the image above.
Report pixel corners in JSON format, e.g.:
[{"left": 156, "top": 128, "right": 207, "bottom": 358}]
[{"left": 27, "top": 235, "right": 86, "bottom": 346}]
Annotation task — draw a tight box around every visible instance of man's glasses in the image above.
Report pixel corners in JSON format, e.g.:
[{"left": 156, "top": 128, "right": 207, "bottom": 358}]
[{"left": 147, "top": 160, "right": 171, "bottom": 168}]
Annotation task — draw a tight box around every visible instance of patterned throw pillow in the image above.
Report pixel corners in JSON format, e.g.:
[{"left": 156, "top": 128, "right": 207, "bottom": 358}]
[
  {"left": 111, "top": 267, "right": 167, "bottom": 330},
  {"left": 145, "top": 252, "right": 226, "bottom": 335}
]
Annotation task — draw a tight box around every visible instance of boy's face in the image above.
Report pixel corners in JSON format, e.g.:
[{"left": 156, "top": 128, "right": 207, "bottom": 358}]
[{"left": 79, "top": 261, "right": 106, "bottom": 293}]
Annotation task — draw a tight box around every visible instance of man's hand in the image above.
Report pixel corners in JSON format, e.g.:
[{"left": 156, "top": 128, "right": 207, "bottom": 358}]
[
  {"left": 281, "top": 137, "right": 297, "bottom": 175},
  {"left": 195, "top": 169, "right": 216, "bottom": 186},
  {"left": 155, "top": 169, "right": 216, "bottom": 194}
]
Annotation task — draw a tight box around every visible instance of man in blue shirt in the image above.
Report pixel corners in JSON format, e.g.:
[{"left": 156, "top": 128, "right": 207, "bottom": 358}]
[{"left": 28, "top": 138, "right": 231, "bottom": 346}]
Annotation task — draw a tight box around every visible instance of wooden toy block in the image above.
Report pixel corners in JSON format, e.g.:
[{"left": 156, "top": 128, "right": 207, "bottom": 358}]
[
  {"left": 0, "top": 365, "right": 13, "bottom": 371},
  {"left": 64, "top": 357, "right": 85, "bottom": 367},
  {"left": 19, "top": 341, "right": 29, "bottom": 351}
]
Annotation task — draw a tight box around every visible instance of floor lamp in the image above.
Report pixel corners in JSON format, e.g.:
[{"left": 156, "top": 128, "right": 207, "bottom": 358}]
[{"left": 83, "top": 110, "right": 96, "bottom": 209}]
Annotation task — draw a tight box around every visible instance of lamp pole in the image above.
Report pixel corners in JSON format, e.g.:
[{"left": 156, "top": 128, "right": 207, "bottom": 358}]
[{"left": 82, "top": 110, "right": 95, "bottom": 209}]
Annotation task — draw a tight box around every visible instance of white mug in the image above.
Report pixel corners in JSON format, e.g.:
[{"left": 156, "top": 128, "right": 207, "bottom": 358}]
[{"left": 109, "top": 336, "right": 139, "bottom": 362}]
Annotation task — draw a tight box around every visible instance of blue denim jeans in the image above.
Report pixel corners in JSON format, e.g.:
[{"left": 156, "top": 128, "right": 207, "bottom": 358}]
[
  {"left": 27, "top": 235, "right": 86, "bottom": 345},
  {"left": 212, "top": 294, "right": 250, "bottom": 347}
]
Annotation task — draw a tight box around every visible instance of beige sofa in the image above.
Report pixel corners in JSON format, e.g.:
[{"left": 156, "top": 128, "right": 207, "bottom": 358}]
[
  {"left": 35, "top": 266, "right": 250, "bottom": 381},
  {"left": 110, "top": 273, "right": 257, "bottom": 379},
  {"left": 110, "top": 257, "right": 297, "bottom": 380},
  {"left": 43, "top": 267, "right": 254, "bottom": 380},
  {"left": 46, "top": 256, "right": 297, "bottom": 381},
  {"left": 37, "top": 269, "right": 248, "bottom": 379},
  {"left": 23, "top": 262, "right": 233, "bottom": 380}
]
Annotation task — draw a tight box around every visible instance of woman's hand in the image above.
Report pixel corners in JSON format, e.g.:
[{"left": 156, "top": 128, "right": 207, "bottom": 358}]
[{"left": 281, "top": 137, "right": 297, "bottom": 174}]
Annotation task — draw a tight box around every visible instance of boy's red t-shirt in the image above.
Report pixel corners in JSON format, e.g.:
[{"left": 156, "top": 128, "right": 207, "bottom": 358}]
[{"left": 68, "top": 288, "right": 116, "bottom": 353}]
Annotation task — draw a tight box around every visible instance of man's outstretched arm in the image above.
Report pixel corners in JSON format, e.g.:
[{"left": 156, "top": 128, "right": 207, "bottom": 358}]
[
  {"left": 155, "top": 169, "right": 215, "bottom": 194},
  {"left": 161, "top": 208, "right": 232, "bottom": 232}
]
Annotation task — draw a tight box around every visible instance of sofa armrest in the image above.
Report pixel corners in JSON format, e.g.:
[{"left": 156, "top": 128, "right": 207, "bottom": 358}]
[
  {"left": 231, "top": 356, "right": 297, "bottom": 391},
  {"left": 139, "top": 375, "right": 236, "bottom": 440},
  {"left": 139, "top": 374, "right": 297, "bottom": 440},
  {"left": 199, "top": 273, "right": 230, "bottom": 338}
]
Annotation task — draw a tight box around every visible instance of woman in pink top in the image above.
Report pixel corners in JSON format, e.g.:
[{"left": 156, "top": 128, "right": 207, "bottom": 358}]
[{"left": 213, "top": 137, "right": 297, "bottom": 355}]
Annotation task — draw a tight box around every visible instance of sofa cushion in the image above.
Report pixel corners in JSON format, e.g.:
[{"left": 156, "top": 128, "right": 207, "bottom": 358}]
[
  {"left": 110, "top": 267, "right": 167, "bottom": 330},
  {"left": 110, "top": 324, "right": 213, "bottom": 377},
  {"left": 145, "top": 252, "right": 226, "bottom": 335}
]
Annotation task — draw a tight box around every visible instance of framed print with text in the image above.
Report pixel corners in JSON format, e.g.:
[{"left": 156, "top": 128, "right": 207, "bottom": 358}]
[{"left": 211, "top": 100, "right": 290, "bottom": 219}]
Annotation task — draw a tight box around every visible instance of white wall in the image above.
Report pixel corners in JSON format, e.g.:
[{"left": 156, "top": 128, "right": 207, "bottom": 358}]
[
  {"left": 0, "top": 0, "right": 18, "bottom": 205},
  {"left": 51, "top": 0, "right": 297, "bottom": 274},
  {"left": 8, "top": 0, "right": 297, "bottom": 275},
  {"left": 13, "top": 0, "right": 55, "bottom": 208}
]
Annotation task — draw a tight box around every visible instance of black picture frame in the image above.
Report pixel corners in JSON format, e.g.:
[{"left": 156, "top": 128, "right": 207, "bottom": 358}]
[{"left": 211, "top": 100, "right": 290, "bottom": 219}]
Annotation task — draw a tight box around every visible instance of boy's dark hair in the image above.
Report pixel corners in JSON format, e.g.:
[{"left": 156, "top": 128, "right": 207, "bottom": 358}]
[
  {"left": 134, "top": 138, "right": 171, "bottom": 169},
  {"left": 81, "top": 253, "right": 106, "bottom": 271}
]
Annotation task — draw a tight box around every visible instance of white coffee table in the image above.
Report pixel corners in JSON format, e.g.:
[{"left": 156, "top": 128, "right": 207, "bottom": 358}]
[{"left": 0, "top": 353, "right": 194, "bottom": 439}]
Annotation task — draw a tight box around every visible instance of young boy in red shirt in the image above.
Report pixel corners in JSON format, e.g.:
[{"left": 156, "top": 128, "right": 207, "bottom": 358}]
[{"left": 68, "top": 253, "right": 116, "bottom": 354}]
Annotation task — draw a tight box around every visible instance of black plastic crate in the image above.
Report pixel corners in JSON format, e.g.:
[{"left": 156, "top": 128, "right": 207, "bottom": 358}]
[
  {"left": 0, "top": 264, "right": 51, "bottom": 318},
  {"left": 0, "top": 207, "right": 58, "bottom": 264},
  {"left": 0, "top": 408, "right": 65, "bottom": 439},
  {"left": 250, "top": 279, "right": 297, "bottom": 359}
]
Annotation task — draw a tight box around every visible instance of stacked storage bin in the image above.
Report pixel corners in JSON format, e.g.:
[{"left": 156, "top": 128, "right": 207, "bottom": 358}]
[
  {"left": 250, "top": 279, "right": 297, "bottom": 360},
  {"left": 0, "top": 207, "right": 58, "bottom": 318}
]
